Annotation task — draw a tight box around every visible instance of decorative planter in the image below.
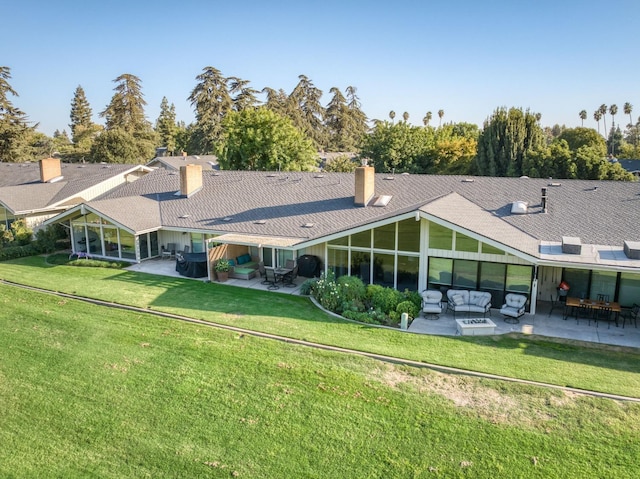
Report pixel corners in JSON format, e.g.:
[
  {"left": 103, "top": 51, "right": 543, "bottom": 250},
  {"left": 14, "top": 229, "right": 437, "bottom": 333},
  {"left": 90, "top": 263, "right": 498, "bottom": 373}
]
[{"left": 217, "top": 271, "right": 229, "bottom": 282}]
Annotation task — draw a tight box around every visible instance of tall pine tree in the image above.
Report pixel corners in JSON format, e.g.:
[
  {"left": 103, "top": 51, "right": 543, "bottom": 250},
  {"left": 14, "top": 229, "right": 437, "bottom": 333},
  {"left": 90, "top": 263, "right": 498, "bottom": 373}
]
[
  {"left": 188, "top": 66, "right": 232, "bottom": 154},
  {"left": 155, "top": 97, "right": 177, "bottom": 155},
  {"left": 69, "top": 85, "right": 93, "bottom": 143},
  {"left": 0, "top": 66, "right": 33, "bottom": 162}
]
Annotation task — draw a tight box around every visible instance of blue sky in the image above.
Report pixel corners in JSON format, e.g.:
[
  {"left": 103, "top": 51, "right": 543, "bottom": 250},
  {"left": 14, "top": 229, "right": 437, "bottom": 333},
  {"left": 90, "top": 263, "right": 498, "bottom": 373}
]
[{"left": 4, "top": 0, "right": 639, "bottom": 137}]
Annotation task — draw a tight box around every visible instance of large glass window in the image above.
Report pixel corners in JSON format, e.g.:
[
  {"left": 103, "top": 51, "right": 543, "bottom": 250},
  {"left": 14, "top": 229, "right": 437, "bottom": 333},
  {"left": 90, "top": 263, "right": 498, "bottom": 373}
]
[
  {"left": 373, "top": 253, "right": 395, "bottom": 287},
  {"left": 428, "top": 258, "right": 453, "bottom": 288},
  {"left": 86, "top": 226, "right": 101, "bottom": 254},
  {"left": 453, "top": 260, "right": 478, "bottom": 289},
  {"left": 590, "top": 271, "right": 617, "bottom": 302},
  {"left": 481, "top": 242, "right": 505, "bottom": 255},
  {"left": 351, "top": 251, "right": 371, "bottom": 284},
  {"left": 429, "top": 222, "right": 452, "bottom": 250},
  {"left": 351, "top": 230, "right": 371, "bottom": 248},
  {"left": 456, "top": 233, "right": 478, "bottom": 253},
  {"left": 190, "top": 233, "right": 204, "bottom": 253},
  {"left": 397, "top": 254, "right": 419, "bottom": 291},
  {"left": 506, "top": 265, "right": 533, "bottom": 294},
  {"left": 479, "top": 263, "right": 506, "bottom": 307},
  {"left": 103, "top": 227, "right": 120, "bottom": 258},
  {"left": 618, "top": 273, "right": 640, "bottom": 307},
  {"left": 374, "top": 223, "right": 395, "bottom": 250},
  {"left": 562, "top": 268, "right": 590, "bottom": 299},
  {"left": 328, "top": 235, "right": 348, "bottom": 246},
  {"left": 327, "top": 249, "right": 349, "bottom": 278},
  {"left": 119, "top": 230, "right": 136, "bottom": 260},
  {"left": 262, "top": 247, "right": 273, "bottom": 267},
  {"left": 397, "top": 218, "right": 420, "bottom": 252}
]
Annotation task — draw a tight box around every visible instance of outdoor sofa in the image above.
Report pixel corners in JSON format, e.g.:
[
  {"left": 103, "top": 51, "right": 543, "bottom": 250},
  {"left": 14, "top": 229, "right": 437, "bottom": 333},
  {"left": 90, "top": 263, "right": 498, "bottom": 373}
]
[
  {"left": 228, "top": 254, "right": 260, "bottom": 280},
  {"left": 446, "top": 289, "right": 492, "bottom": 318}
]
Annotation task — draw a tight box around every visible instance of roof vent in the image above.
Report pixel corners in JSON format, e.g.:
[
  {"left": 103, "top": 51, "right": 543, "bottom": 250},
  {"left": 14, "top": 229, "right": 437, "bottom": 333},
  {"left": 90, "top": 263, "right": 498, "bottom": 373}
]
[
  {"left": 254, "top": 220, "right": 266, "bottom": 225},
  {"left": 562, "top": 236, "right": 582, "bottom": 255},
  {"left": 314, "top": 174, "right": 325, "bottom": 178},
  {"left": 266, "top": 173, "right": 277, "bottom": 177},
  {"left": 623, "top": 240, "right": 640, "bottom": 259},
  {"left": 384, "top": 176, "right": 395, "bottom": 180},
  {"left": 462, "top": 178, "right": 475, "bottom": 183},
  {"left": 302, "top": 223, "right": 314, "bottom": 228},
  {"left": 179, "top": 214, "right": 190, "bottom": 219},
  {"left": 222, "top": 217, "right": 233, "bottom": 222},
  {"left": 372, "top": 195, "right": 392, "bottom": 207},
  {"left": 511, "top": 201, "right": 528, "bottom": 214},
  {"left": 548, "top": 182, "right": 562, "bottom": 187}
]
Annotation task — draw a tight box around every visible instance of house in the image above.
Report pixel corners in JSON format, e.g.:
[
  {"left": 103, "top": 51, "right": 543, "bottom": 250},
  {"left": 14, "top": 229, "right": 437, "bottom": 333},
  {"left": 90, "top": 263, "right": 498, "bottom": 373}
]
[
  {"left": 618, "top": 159, "right": 640, "bottom": 178},
  {"left": 44, "top": 164, "right": 640, "bottom": 314},
  {"left": 0, "top": 158, "right": 151, "bottom": 232},
  {"left": 147, "top": 154, "right": 219, "bottom": 171}
]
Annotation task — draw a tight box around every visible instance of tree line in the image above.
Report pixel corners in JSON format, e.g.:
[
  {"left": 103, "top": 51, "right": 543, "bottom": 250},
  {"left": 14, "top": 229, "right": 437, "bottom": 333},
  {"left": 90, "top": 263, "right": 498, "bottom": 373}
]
[{"left": 0, "top": 65, "right": 636, "bottom": 180}]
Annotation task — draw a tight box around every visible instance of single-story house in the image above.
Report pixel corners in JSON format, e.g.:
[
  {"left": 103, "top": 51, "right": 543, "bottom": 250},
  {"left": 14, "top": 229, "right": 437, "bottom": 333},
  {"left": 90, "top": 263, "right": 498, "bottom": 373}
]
[
  {"left": 0, "top": 158, "right": 151, "bottom": 232},
  {"left": 44, "top": 164, "right": 640, "bottom": 314},
  {"left": 147, "top": 154, "right": 219, "bottom": 171}
]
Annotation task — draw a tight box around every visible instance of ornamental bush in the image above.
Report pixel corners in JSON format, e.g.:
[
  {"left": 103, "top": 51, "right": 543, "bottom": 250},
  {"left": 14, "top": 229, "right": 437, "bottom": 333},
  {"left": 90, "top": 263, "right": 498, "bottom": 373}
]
[
  {"left": 396, "top": 300, "right": 420, "bottom": 320},
  {"left": 366, "top": 284, "right": 403, "bottom": 314}
]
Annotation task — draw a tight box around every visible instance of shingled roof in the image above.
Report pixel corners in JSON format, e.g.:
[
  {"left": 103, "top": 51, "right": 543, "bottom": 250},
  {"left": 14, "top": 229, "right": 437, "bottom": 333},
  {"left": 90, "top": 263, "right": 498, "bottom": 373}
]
[
  {"left": 90, "top": 169, "right": 640, "bottom": 253},
  {"left": 0, "top": 162, "right": 148, "bottom": 214}
]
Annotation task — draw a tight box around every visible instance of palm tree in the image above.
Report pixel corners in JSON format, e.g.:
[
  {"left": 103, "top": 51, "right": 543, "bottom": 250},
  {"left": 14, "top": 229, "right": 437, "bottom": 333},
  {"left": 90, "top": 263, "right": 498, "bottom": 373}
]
[
  {"left": 593, "top": 110, "right": 602, "bottom": 134},
  {"left": 599, "top": 104, "right": 608, "bottom": 136},
  {"left": 609, "top": 104, "right": 618, "bottom": 128},
  {"left": 423, "top": 111, "right": 432, "bottom": 127},
  {"left": 579, "top": 110, "right": 587, "bottom": 126},
  {"left": 402, "top": 111, "right": 409, "bottom": 122},
  {"left": 437, "top": 109, "right": 444, "bottom": 127},
  {"left": 624, "top": 102, "right": 633, "bottom": 127},
  {"left": 389, "top": 110, "right": 395, "bottom": 123}
]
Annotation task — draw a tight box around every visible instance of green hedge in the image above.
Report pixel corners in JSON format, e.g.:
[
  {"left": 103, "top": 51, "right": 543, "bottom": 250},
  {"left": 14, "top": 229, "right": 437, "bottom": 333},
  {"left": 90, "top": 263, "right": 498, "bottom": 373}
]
[{"left": 0, "top": 244, "right": 43, "bottom": 261}]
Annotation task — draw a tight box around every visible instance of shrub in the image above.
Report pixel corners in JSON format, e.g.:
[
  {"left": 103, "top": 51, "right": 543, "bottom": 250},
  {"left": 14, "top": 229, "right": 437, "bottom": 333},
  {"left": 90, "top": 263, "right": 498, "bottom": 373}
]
[
  {"left": 68, "top": 259, "right": 125, "bottom": 269},
  {"left": 396, "top": 300, "right": 420, "bottom": 320},
  {"left": 299, "top": 278, "right": 317, "bottom": 296},
  {"left": 34, "top": 224, "right": 68, "bottom": 254},
  {"left": 402, "top": 289, "right": 423, "bottom": 311},
  {"left": 336, "top": 275, "right": 366, "bottom": 303},
  {"left": 313, "top": 271, "right": 341, "bottom": 312},
  {"left": 366, "top": 284, "right": 403, "bottom": 315},
  {"left": 0, "top": 243, "right": 42, "bottom": 261}
]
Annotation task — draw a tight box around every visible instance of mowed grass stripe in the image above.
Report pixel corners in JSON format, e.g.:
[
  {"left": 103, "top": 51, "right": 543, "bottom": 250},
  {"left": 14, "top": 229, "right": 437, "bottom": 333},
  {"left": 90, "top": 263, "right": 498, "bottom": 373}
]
[{"left": 1, "top": 285, "right": 640, "bottom": 477}]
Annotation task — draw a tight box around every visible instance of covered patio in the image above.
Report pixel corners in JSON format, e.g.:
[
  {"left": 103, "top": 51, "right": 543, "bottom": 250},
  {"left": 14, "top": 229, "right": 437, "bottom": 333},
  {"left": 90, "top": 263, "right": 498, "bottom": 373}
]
[{"left": 125, "top": 259, "right": 639, "bottom": 349}]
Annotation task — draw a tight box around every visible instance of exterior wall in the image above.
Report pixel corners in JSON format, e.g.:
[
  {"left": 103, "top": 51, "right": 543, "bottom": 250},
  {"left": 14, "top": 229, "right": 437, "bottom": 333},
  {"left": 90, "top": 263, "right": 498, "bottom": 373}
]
[
  {"left": 300, "top": 243, "right": 325, "bottom": 264},
  {"left": 537, "top": 266, "right": 563, "bottom": 303}
]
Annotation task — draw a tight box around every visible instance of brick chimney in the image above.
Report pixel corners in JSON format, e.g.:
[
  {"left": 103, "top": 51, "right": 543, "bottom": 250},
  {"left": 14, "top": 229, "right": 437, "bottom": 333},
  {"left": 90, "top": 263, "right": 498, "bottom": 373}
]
[
  {"left": 354, "top": 165, "right": 375, "bottom": 206},
  {"left": 180, "top": 164, "right": 203, "bottom": 197},
  {"left": 39, "top": 157, "right": 62, "bottom": 183}
]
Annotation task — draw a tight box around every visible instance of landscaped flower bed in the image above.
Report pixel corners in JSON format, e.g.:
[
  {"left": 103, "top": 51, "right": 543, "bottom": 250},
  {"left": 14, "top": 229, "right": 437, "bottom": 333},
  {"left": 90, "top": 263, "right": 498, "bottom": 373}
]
[{"left": 304, "top": 271, "right": 421, "bottom": 327}]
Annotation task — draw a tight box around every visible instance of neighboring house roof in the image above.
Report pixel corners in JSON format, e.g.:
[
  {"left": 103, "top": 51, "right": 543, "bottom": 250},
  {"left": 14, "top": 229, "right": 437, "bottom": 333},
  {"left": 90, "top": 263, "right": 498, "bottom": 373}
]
[
  {"left": 86, "top": 170, "right": 640, "bottom": 258},
  {"left": 618, "top": 159, "right": 640, "bottom": 175},
  {"left": 147, "top": 155, "right": 219, "bottom": 171},
  {"left": 0, "top": 162, "right": 149, "bottom": 214}
]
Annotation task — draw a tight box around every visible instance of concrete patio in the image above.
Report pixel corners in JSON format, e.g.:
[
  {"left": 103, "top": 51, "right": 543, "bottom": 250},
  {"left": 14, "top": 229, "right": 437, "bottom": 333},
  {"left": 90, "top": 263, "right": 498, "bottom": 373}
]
[{"left": 126, "top": 259, "right": 639, "bottom": 349}]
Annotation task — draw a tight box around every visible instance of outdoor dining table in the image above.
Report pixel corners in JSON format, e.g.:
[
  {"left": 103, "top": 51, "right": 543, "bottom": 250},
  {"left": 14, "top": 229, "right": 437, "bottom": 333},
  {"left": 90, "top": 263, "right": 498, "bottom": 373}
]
[
  {"left": 273, "top": 267, "right": 293, "bottom": 283},
  {"left": 563, "top": 296, "right": 621, "bottom": 322}
]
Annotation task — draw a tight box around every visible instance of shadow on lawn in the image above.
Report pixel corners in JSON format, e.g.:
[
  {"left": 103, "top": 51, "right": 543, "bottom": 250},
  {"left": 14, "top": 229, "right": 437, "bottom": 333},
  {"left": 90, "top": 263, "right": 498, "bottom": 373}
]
[
  {"left": 107, "top": 270, "right": 348, "bottom": 326},
  {"left": 462, "top": 333, "right": 640, "bottom": 376}
]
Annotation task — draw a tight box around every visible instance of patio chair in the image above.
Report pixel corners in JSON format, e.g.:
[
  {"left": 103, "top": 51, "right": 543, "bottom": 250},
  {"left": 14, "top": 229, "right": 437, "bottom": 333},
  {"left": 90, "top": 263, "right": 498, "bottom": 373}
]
[
  {"left": 282, "top": 265, "right": 298, "bottom": 288},
  {"left": 594, "top": 306, "right": 615, "bottom": 329},
  {"left": 258, "top": 262, "right": 270, "bottom": 285},
  {"left": 166, "top": 243, "right": 177, "bottom": 259},
  {"left": 597, "top": 293, "right": 610, "bottom": 302},
  {"left": 285, "top": 259, "right": 296, "bottom": 270},
  {"left": 421, "top": 290, "right": 443, "bottom": 319},
  {"left": 264, "top": 268, "right": 279, "bottom": 290},
  {"left": 574, "top": 302, "right": 593, "bottom": 326},
  {"left": 500, "top": 293, "right": 526, "bottom": 324},
  {"left": 548, "top": 292, "right": 562, "bottom": 318},
  {"left": 622, "top": 303, "right": 639, "bottom": 328}
]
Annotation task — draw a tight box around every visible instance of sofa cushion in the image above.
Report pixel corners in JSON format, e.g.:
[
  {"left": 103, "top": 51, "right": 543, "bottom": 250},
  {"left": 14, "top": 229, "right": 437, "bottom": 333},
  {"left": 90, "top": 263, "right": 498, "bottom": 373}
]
[
  {"left": 227, "top": 259, "right": 236, "bottom": 266},
  {"left": 451, "top": 294, "right": 465, "bottom": 306},
  {"left": 476, "top": 296, "right": 491, "bottom": 308},
  {"left": 236, "top": 254, "right": 251, "bottom": 265}
]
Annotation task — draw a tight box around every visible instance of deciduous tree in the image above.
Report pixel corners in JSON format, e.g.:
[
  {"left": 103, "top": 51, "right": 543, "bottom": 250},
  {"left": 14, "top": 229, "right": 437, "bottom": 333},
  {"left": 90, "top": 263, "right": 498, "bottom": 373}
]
[{"left": 217, "top": 107, "right": 317, "bottom": 171}]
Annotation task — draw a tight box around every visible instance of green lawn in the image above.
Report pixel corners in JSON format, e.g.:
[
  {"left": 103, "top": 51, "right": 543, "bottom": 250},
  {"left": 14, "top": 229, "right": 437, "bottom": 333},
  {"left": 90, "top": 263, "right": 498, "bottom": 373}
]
[
  {"left": 1, "top": 285, "right": 639, "bottom": 478},
  {"left": 1, "top": 255, "right": 640, "bottom": 400}
]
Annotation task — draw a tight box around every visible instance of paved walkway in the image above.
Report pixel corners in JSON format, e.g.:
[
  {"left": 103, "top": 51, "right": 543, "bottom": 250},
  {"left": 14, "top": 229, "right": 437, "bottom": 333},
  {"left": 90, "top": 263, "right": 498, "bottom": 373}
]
[
  {"left": 128, "top": 259, "right": 640, "bottom": 349},
  {"left": 409, "top": 304, "right": 640, "bottom": 349}
]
